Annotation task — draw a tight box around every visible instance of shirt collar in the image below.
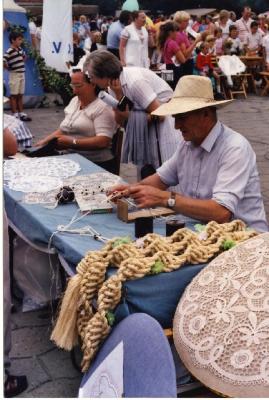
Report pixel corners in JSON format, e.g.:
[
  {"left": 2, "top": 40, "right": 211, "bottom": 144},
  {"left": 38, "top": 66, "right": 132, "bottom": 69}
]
[{"left": 200, "top": 120, "right": 222, "bottom": 152}]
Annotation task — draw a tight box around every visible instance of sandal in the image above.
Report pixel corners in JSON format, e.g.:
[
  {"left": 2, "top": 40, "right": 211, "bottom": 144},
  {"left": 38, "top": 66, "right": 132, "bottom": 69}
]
[{"left": 4, "top": 374, "right": 28, "bottom": 398}]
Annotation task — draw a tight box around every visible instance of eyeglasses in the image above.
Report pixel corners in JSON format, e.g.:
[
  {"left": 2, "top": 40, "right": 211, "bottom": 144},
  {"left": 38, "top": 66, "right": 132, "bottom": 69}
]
[{"left": 70, "top": 83, "right": 85, "bottom": 88}]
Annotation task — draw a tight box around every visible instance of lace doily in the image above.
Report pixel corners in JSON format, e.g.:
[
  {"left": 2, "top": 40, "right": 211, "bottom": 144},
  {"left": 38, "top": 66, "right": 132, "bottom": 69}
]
[
  {"left": 8, "top": 176, "right": 63, "bottom": 193},
  {"left": 173, "top": 232, "right": 269, "bottom": 398},
  {"left": 4, "top": 157, "right": 80, "bottom": 192}
]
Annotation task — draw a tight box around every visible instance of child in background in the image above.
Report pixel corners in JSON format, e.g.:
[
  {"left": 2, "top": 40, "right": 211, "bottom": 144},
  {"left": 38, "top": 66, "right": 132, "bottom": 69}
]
[
  {"left": 3, "top": 32, "right": 32, "bottom": 121},
  {"left": 214, "top": 28, "right": 224, "bottom": 55},
  {"left": 205, "top": 34, "right": 216, "bottom": 55},
  {"left": 245, "top": 21, "right": 263, "bottom": 55},
  {"left": 196, "top": 42, "right": 221, "bottom": 93},
  {"left": 224, "top": 25, "right": 243, "bottom": 55}
]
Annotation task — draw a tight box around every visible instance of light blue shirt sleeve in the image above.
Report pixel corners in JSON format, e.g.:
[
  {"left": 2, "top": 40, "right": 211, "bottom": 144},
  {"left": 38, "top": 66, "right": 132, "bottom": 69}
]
[
  {"left": 212, "top": 138, "right": 255, "bottom": 215},
  {"left": 157, "top": 147, "right": 181, "bottom": 187}
]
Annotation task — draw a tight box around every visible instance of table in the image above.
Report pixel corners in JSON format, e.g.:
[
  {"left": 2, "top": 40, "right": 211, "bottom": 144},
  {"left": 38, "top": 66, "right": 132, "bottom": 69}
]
[{"left": 4, "top": 153, "right": 206, "bottom": 328}]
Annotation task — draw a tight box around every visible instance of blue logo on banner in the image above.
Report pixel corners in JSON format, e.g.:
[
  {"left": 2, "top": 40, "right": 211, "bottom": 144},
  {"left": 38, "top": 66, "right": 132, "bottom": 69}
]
[{"left": 52, "top": 41, "right": 62, "bottom": 53}]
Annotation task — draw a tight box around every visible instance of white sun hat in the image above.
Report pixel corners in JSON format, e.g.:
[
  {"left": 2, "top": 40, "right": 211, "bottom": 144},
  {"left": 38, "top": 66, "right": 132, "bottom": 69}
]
[{"left": 152, "top": 75, "right": 232, "bottom": 117}]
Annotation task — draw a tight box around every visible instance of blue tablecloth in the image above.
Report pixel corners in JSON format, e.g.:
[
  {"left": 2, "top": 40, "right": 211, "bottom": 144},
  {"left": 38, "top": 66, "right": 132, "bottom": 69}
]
[{"left": 4, "top": 153, "right": 206, "bottom": 327}]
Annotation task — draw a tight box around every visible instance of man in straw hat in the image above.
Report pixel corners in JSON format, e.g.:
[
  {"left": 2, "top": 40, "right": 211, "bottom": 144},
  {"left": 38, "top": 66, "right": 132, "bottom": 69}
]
[{"left": 110, "top": 75, "right": 268, "bottom": 232}]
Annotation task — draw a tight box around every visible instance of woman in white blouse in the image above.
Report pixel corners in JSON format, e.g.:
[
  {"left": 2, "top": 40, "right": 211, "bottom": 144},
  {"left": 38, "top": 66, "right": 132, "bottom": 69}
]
[
  {"left": 119, "top": 11, "right": 150, "bottom": 68},
  {"left": 215, "top": 10, "right": 232, "bottom": 40},
  {"left": 36, "top": 71, "right": 117, "bottom": 173}
]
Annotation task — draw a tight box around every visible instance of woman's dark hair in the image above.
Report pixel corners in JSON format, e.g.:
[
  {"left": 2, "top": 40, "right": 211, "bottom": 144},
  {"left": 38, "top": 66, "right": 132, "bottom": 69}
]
[
  {"left": 158, "top": 21, "right": 177, "bottom": 50},
  {"left": 84, "top": 50, "right": 122, "bottom": 79},
  {"left": 119, "top": 10, "right": 131, "bottom": 25}
]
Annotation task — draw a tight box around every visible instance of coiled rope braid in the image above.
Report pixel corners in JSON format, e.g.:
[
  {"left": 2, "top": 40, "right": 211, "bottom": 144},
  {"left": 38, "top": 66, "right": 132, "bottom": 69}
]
[{"left": 51, "top": 219, "right": 258, "bottom": 372}]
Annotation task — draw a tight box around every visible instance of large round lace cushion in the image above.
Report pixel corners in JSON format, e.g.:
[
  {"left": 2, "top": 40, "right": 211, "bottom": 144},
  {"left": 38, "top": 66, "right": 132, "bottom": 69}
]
[{"left": 173, "top": 232, "right": 269, "bottom": 398}]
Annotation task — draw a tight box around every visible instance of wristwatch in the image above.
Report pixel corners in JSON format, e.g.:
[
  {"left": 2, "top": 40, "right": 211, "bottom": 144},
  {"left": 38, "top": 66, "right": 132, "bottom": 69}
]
[
  {"left": 72, "top": 138, "right": 77, "bottom": 147},
  {"left": 167, "top": 191, "right": 176, "bottom": 208}
]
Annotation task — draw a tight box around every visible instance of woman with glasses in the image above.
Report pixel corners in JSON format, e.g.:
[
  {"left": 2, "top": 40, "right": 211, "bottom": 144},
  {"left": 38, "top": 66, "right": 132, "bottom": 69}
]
[{"left": 36, "top": 71, "right": 118, "bottom": 174}]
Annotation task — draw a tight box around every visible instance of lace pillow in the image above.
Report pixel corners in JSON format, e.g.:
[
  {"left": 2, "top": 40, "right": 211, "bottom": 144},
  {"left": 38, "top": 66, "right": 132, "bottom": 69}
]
[{"left": 173, "top": 232, "right": 269, "bottom": 397}]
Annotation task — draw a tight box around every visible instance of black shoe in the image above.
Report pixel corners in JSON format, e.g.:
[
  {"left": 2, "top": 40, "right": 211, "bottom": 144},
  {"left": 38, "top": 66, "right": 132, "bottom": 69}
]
[
  {"left": 4, "top": 374, "right": 28, "bottom": 397},
  {"left": 20, "top": 114, "right": 32, "bottom": 122},
  {"left": 214, "top": 92, "right": 225, "bottom": 100}
]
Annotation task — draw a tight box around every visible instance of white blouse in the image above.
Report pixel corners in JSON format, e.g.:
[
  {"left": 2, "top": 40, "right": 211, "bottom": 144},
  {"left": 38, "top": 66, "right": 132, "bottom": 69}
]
[{"left": 60, "top": 96, "right": 117, "bottom": 162}]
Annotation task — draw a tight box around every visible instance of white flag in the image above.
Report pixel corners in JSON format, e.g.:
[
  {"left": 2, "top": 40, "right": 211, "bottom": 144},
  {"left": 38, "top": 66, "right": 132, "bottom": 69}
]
[{"left": 40, "top": 0, "right": 73, "bottom": 72}]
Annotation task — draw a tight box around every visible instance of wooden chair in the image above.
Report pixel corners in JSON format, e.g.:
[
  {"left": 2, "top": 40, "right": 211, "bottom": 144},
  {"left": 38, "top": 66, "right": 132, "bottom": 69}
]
[
  {"left": 260, "top": 72, "right": 269, "bottom": 96},
  {"left": 227, "top": 74, "right": 248, "bottom": 99}
]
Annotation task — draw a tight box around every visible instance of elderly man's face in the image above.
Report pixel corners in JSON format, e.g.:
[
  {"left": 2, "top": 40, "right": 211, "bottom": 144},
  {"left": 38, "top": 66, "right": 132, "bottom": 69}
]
[{"left": 174, "top": 109, "right": 210, "bottom": 145}]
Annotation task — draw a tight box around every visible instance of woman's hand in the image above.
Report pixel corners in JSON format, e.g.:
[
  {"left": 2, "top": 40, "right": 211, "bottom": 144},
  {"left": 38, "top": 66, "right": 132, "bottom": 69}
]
[
  {"left": 56, "top": 135, "right": 74, "bottom": 149},
  {"left": 109, "top": 79, "right": 123, "bottom": 100}
]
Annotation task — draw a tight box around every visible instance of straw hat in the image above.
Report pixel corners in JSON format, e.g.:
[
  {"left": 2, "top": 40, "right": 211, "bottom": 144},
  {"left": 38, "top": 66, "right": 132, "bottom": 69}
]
[{"left": 152, "top": 76, "right": 232, "bottom": 117}]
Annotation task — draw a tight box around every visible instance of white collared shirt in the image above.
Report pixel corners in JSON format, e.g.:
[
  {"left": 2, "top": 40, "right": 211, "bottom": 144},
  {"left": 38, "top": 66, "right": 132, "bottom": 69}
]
[{"left": 157, "top": 121, "right": 268, "bottom": 231}]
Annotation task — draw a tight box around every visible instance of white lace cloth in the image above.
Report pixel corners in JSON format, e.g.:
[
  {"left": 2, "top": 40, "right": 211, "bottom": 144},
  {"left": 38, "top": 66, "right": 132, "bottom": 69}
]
[
  {"left": 4, "top": 157, "right": 80, "bottom": 193},
  {"left": 173, "top": 232, "right": 269, "bottom": 397}
]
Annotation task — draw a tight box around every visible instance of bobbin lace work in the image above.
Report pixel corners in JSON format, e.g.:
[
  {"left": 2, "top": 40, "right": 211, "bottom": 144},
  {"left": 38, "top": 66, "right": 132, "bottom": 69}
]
[
  {"left": 4, "top": 157, "right": 80, "bottom": 193},
  {"left": 173, "top": 232, "right": 269, "bottom": 398},
  {"left": 51, "top": 220, "right": 258, "bottom": 373}
]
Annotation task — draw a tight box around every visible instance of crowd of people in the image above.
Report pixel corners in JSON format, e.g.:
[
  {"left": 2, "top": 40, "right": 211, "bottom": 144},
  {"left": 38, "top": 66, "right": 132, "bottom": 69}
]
[{"left": 3, "top": 4, "right": 269, "bottom": 398}]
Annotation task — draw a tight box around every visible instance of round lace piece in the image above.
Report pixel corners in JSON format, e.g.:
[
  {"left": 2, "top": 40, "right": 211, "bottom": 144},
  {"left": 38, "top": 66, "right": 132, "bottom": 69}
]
[
  {"left": 9, "top": 176, "right": 63, "bottom": 193},
  {"left": 173, "top": 232, "right": 269, "bottom": 398},
  {"left": 4, "top": 157, "right": 80, "bottom": 183}
]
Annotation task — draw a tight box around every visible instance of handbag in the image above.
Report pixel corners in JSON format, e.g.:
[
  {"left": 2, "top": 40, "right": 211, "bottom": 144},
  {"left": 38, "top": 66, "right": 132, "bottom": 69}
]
[{"left": 140, "top": 118, "right": 162, "bottom": 179}]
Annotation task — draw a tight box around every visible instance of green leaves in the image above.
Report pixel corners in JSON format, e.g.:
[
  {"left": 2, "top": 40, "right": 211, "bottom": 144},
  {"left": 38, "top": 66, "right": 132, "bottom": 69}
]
[
  {"left": 105, "top": 311, "right": 115, "bottom": 326},
  {"left": 112, "top": 237, "right": 132, "bottom": 248},
  {"left": 222, "top": 239, "right": 236, "bottom": 251},
  {"left": 150, "top": 260, "right": 165, "bottom": 275}
]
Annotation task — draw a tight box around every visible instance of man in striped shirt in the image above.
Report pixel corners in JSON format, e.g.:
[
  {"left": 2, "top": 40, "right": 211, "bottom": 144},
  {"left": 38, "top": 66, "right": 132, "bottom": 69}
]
[{"left": 3, "top": 31, "right": 32, "bottom": 121}]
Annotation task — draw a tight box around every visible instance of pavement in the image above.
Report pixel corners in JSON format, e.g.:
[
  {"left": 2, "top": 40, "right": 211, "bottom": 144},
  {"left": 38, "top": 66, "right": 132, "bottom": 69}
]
[{"left": 7, "top": 93, "right": 269, "bottom": 398}]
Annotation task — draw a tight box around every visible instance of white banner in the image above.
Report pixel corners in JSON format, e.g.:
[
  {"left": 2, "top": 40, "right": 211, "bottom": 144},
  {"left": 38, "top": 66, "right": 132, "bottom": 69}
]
[{"left": 40, "top": 0, "right": 73, "bottom": 73}]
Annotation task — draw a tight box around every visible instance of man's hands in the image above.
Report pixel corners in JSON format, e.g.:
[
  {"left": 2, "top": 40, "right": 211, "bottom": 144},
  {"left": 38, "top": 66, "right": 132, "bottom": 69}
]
[
  {"left": 107, "top": 183, "right": 169, "bottom": 208},
  {"left": 129, "top": 185, "right": 169, "bottom": 208}
]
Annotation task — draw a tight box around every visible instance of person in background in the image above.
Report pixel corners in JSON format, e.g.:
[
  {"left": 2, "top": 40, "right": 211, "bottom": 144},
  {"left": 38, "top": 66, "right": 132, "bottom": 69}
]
[
  {"left": 262, "top": 30, "right": 269, "bottom": 71},
  {"left": 236, "top": 6, "right": 253, "bottom": 44},
  {"left": 107, "top": 10, "right": 132, "bottom": 58},
  {"left": 173, "top": 11, "right": 201, "bottom": 76},
  {"left": 214, "top": 27, "right": 224, "bottom": 55},
  {"left": 198, "top": 15, "right": 208, "bottom": 32},
  {"left": 258, "top": 14, "right": 267, "bottom": 36},
  {"left": 224, "top": 25, "right": 243, "bottom": 56},
  {"left": 245, "top": 20, "right": 263, "bottom": 55},
  {"left": 205, "top": 34, "right": 217, "bottom": 55},
  {"left": 157, "top": 22, "right": 186, "bottom": 89},
  {"left": 215, "top": 10, "right": 232, "bottom": 40},
  {"left": 205, "top": 15, "right": 216, "bottom": 34},
  {"left": 36, "top": 71, "right": 118, "bottom": 174},
  {"left": 119, "top": 11, "right": 149, "bottom": 68},
  {"left": 68, "top": 32, "right": 85, "bottom": 66},
  {"left": 28, "top": 16, "right": 37, "bottom": 49},
  {"left": 3, "top": 31, "right": 32, "bottom": 122},
  {"left": 77, "top": 15, "right": 90, "bottom": 49},
  {"left": 196, "top": 42, "right": 221, "bottom": 94},
  {"left": 230, "top": 11, "right": 237, "bottom": 23}
]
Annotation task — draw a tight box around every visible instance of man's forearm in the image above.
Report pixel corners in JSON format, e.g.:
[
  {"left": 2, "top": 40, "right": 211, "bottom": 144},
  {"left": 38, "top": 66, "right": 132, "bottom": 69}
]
[
  {"left": 162, "top": 193, "right": 232, "bottom": 223},
  {"left": 139, "top": 173, "right": 168, "bottom": 190}
]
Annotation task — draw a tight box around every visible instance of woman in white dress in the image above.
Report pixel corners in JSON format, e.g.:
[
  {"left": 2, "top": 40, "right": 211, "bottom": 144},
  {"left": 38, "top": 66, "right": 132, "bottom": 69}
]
[
  {"left": 119, "top": 11, "right": 149, "bottom": 68},
  {"left": 83, "top": 50, "right": 180, "bottom": 181}
]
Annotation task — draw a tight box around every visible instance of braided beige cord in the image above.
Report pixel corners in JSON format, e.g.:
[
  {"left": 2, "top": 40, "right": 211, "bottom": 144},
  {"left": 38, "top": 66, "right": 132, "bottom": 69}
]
[{"left": 51, "top": 219, "right": 258, "bottom": 371}]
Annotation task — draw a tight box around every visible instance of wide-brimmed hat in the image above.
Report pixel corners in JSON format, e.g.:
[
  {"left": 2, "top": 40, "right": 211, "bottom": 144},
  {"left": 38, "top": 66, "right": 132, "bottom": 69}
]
[{"left": 152, "top": 75, "right": 232, "bottom": 117}]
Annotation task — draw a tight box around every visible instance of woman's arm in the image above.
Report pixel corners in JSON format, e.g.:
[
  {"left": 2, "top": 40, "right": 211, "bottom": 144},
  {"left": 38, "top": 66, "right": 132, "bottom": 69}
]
[
  {"left": 175, "top": 48, "right": 186, "bottom": 64},
  {"left": 119, "top": 37, "right": 128, "bottom": 66},
  {"left": 56, "top": 135, "right": 111, "bottom": 150},
  {"left": 35, "top": 129, "right": 63, "bottom": 146}
]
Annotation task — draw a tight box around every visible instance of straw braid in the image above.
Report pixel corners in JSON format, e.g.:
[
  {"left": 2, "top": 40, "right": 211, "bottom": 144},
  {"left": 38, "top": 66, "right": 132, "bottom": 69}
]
[{"left": 51, "top": 220, "right": 258, "bottom": 372}]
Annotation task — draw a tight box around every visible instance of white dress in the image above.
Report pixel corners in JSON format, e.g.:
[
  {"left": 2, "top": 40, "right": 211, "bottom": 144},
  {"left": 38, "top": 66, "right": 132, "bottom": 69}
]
[{"left": 121, "top": 23, "right": 149, "bottom": 68}]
